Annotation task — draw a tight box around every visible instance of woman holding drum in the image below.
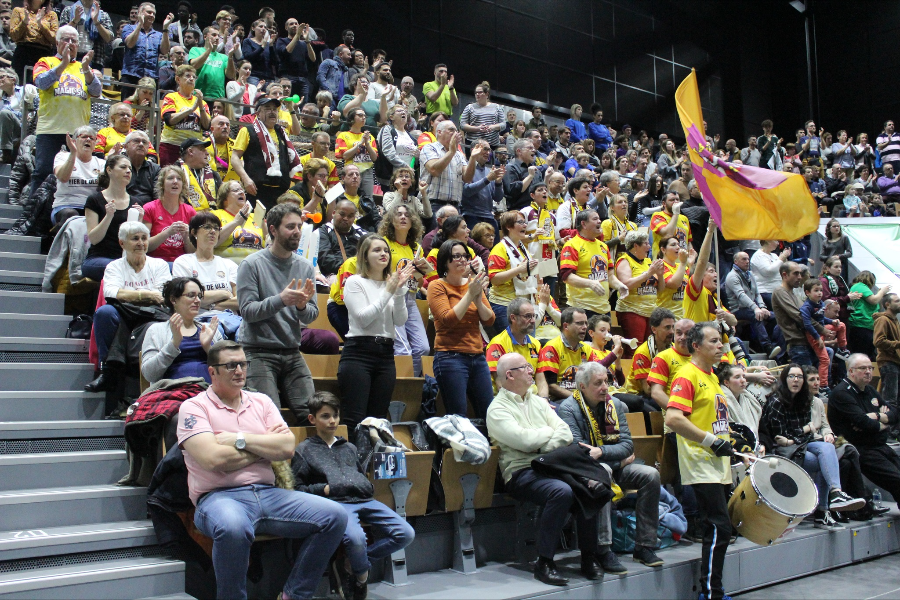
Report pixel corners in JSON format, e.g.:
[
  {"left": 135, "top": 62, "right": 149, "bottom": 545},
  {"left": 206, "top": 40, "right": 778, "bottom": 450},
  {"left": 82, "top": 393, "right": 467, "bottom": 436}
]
[{"left": 759, "top": 364, "right": 866, "bottom": 530}]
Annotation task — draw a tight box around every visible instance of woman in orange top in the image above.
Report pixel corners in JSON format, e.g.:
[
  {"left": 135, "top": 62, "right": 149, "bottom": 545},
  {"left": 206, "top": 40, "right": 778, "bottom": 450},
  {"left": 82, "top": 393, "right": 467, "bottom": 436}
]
[{"left": 427, "top": 239, "right": 496, "bottom": 418}]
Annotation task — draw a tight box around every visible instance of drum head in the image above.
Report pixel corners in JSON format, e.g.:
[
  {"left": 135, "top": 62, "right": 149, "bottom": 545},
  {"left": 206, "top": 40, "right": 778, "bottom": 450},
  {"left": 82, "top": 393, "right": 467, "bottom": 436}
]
[{"left": 750, "top": 456, "right": 818, "bottom": 517}]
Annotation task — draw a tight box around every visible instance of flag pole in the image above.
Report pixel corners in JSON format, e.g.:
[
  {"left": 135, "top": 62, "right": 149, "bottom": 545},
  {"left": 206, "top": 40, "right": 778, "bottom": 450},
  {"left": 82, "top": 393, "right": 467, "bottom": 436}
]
[{"left": 713, "top": 225, "right": 722, "bottom": 309}]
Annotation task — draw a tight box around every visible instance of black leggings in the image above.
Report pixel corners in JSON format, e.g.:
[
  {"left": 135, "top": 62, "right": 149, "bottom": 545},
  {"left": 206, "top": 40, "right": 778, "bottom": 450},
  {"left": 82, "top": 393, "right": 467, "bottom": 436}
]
[
  {"left": 337, "top": 336, "right": 397, "bottom": 432},
  {"left": 693, "top": 483, "right": 732, "bottom": 600}
]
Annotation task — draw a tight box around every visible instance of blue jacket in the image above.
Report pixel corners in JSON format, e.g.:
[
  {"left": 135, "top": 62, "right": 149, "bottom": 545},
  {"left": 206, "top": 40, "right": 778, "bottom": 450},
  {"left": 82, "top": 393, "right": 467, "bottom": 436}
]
[
  {"left": 316, "top": 59, "right": 348, "bottom": 103},
  {"left": 588, "top": 122, "right": 614, "bottom": 152},
  {"left": 800, "top": 298, "right": 832, "bottom": 340},
  {"left": 566, "top": 118, "right": 587, "bottom": 142}
]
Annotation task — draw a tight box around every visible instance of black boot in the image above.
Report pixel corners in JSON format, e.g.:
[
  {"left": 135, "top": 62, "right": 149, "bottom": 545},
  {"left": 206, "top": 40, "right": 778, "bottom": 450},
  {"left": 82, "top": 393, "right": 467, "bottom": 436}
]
[
  {"left": 85, "top": 362, "right": 118, "bottom": 393},
  {"left": 534, "top": 556, "right": 568, "bottom": 586}
]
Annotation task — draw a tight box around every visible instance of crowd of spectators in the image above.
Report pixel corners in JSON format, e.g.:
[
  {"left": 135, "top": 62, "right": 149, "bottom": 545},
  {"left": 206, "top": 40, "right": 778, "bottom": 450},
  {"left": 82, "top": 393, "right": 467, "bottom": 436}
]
[{"left": 8, "top": 2, "right": 900, "bottom": 599}]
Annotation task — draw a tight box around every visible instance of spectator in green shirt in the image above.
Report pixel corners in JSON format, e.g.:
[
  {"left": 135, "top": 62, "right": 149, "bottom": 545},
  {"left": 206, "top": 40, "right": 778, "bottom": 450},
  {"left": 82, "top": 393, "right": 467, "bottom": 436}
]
[
  {"left": 188, "top": 25, "right": 236, "bottom": 100},
  {"left": 848, "top": 270, "right": 893, "bottom": 359},
  {"left": 422, "top": 63, "right": 457, "bottom": 117}
]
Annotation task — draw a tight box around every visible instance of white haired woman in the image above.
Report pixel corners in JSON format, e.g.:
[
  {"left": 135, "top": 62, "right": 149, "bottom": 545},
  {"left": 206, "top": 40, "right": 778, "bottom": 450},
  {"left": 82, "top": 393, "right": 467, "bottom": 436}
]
[{"left": 86, "top": 220, "right": 172, "bottom": 394}]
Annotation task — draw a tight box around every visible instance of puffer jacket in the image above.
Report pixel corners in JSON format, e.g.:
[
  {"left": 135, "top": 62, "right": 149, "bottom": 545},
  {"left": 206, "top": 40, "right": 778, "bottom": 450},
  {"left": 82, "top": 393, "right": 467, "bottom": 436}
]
[{"left": 291, "top": 435, "right": 375, "bottom": 504}]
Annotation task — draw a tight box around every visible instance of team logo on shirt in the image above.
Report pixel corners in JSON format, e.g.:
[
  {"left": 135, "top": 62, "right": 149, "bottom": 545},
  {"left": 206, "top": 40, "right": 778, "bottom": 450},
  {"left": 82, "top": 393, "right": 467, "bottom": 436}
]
[
  {"left": 544, "top": 349, "right": 556, "bottom": 360},
  {"left": 560, "top": 365, "right": 578, "bottom": 389},
  {"left": 712, "top": 393, "right": 728, "bottom": 435},
  {"left": 672, "top": 383, "right": 682, "bottom": 394},
  {"left": 634, "top": 356, "right": 646, "bottom": 368},
  {"left": 217, "top": 271, "right": 225, "bottom": 278},
  {"left": 183, "top": 415, "right": 197, "bottom": 430},
  {"left": 490, "top": 348, "right": 502, "bottom": 360},
  {"left": 589, "top": 255, "right": 608, "bottom": 281}
]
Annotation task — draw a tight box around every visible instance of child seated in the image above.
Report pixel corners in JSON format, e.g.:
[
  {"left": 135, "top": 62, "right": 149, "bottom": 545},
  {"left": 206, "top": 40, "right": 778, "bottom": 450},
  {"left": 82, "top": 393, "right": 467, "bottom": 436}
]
[
  {"left": 292, "top": 392, "right": 415, "bottom": 599},
  {"left": 800, "top": 280, "right": 850, "bottom": 390}
]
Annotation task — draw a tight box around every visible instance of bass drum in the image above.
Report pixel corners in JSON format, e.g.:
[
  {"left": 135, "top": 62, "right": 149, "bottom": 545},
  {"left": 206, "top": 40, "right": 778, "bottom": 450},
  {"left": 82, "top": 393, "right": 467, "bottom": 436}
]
[{"left": 728, "top": 455, "right": 818, "bottom": 546}]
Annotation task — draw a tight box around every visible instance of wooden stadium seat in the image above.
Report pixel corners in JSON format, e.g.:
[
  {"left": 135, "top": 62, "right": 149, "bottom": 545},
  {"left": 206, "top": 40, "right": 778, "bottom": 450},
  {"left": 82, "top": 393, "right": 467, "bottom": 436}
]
[
  {"left": 306, "top": 294, "right": 339, "bottom": 338},
  {"left": 395, "top": 355, "right": 414, "bottom": 377},
  {"left": 619, "top": 358, "right": 632, "bottom": 378},
  {"left": 302, "top": 353, "right": 341, "bottom": 377},
  {"left": 649, "top": 411, "right": 665, "bottom": 435},
  {"left": 625, "top": 412, "right": 646, "bottom": 436},
  {"left": 421, "top": 355, "right": 434, "bottom": 377}
]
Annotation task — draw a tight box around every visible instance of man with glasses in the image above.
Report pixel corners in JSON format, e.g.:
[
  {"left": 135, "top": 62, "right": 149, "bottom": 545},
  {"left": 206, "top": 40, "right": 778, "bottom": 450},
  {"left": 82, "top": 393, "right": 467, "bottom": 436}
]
[
  {"left": 237, "top": 204, "right": 318, "bottom": 421},
  {"left": 829, "top": 353, "right": 900, "bottom": 513},
  {"left": 301, "top": 131, "right": 338, "bottom": 186},
  {"left": 207, "top": 114, "right": 237, "bottom": 182},
  {"left": 421, "top": 119, "right": 466, "bottom": 213},
  {"left": 59, "top": 0, "right": 114, "bottom": 71},
  {"left": 178, "top": 340, "right": 346, "bottom": 600},
  {"left": 32, "top": 25, "right": 102, "bottom": 197},
  {"left": 772, "top": 260, "right": 819, "bottom": 366},
  {"left": 0, "top": 67, "right": 35, "bottom": 164},
  {"left": 503, "top": 138, "right": 543, "bottom": 211},
  {"left": 123, "top": 130, "right": 159, "bottom": 205},
  {"left": 486, "top": 297, "right": 548, "bottom": 397},
  {"left": 159, "top": 44, "right": 187, "bottom": 91}
]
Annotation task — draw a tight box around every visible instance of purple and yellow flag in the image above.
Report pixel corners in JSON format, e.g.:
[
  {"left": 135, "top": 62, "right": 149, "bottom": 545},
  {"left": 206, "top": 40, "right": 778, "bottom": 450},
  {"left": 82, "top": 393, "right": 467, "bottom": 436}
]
[{"left": 675, "top": 69, "right": 819, "bottom": 242}]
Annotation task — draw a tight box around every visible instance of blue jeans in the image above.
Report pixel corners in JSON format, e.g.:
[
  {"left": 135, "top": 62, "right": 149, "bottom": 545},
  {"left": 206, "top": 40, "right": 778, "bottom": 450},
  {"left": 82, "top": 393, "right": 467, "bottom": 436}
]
[
  {"left": 30, "top": 133, "right": 67, "bottom": 199},
  {"left": 194, "top": 484, "right": 347, "bottom": 600},
  {"left": 93, "top": 304, "right": 120, "bottom": 363},
  {"left": 433, "top": 351, "right": 494, "bottom": 418},
  {"left": 802, "top": 441, "right": 843, "bottom": 509},
  {"left": 732, "top": 307, "right": 774, "bottom": 348},
  {"left": 82, "top": 255, "right": 116, "bottom": 282},
  {"left": 788, "top": 344, "right": 815, "bottom": 367},
  {"left": 341, "top": 499, "right": 415, "bottom": 575},
  {"left": 393, "top": 293, "right": 429, "bottom": 376},
  {"left": 489, "top": 302, "right": 508, "bottom": 334}
]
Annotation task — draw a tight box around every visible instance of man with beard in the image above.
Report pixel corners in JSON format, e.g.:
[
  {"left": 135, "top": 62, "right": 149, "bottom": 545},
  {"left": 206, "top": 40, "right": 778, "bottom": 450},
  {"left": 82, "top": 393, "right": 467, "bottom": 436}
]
[
  {"left": 275, "top": 18, "right": 315, "bottom": 102},
  {"left": 237, "top": 203, "right": 318, "bottom": 422},
  {"left": 367, "top": 60, "right": 398, "bottom": 108}
]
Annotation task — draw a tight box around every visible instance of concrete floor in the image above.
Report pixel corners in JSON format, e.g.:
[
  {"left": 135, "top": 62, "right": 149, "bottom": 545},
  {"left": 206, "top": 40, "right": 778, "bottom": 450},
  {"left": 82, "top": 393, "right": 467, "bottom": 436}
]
[{"left": 737, "top": 552, "right": 900, "bottom": 600}]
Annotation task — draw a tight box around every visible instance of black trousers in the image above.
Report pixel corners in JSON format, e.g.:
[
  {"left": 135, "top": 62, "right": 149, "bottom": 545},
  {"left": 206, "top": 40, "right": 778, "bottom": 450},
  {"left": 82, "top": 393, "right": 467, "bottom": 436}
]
[
  {"left": 337, "top": 336, "right": 396, "bottom": 432},
  {"left": 858, "top": 444, "right": 900, "bottom": 503},
  {"left": 693, "top": 483, "right": 732, "bottom": 600},
  {"left": 838, "top": 444, "right": 868, "bottom": 500}
]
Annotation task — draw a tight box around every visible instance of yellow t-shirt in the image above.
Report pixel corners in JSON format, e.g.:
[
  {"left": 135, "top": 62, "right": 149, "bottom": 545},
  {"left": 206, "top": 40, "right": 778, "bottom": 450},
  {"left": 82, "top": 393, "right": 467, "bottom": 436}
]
[
  {"left": 615, "top": 252, "right": 658, "bottom": 317},
  {"left": 343, "top": 193, "right": 361, "bottom": 210},
  {"left": 233, "top": 126, "right": 278, "bottom": 153},
  {"left": 386, "top": 239, "right": 421, "bottom": 295},
  {"left": 649, "top": 211, "right": 691, "bottom": 260},
  {"left": 160, "top": 91, "right": 208, "bottom": 145},
  {"left": 668, "top": 362, "right": 732, "bottom": 485},
  {"left": 658, "top": 260, "right": 689, "bottom": 317},
  {"left": 278, "top": 108, "right": 293, "bottom": 132},
  {"left": 486, "top": 328, "right": 542, "bottom": 373},
  {"left": 487, "top": 241, "right": 519, "bottom": 305},
  {"left": 329, "top": 257, "right": 358, "bottom": 305},
  {"left": 95, "top": 127, "right": 158, "bottom": 158},
  {"left": 34, "top": 56, "right": 93, "bottom": 135},
  {"left": 601, "top": 216, "right": 638, "bottom": 263},
  {"left": 625, "top": 340, "right": 654, "bottom": 394},
  {"left": 212, "top": 209, "right": 265, "bottom": 265},
  {"left": 209, "top": 138, "right": 239, "bottom": 182},
  {"left": 559, "top": 234, "right": 612, "bottom": 315},
  {"left": 683, "top": 277, "right": 736, "bottom": 364},
  {"left": 537, "top": 336, "right": 600, "bottom": 393},
  {"left": 646, "top": 346, "right": 692, "bottom": 434},
  {"left": 335, "top": 131, "right": 377, "bottom": 172}
]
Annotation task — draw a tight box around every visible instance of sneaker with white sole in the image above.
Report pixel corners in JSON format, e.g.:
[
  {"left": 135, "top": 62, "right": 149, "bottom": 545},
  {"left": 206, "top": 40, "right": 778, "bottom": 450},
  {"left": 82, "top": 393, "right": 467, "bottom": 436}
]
[
  {"left": 767, "top": 345, "right": 782, "bottom": 360},
  {"left": 828, "top": 489, "right": 866, "bottom": 512},
  {"left": 834, "top": 348, "right": 851, "bottom": 362},
  {"left": 814, "top": 509, "right": 845, "bottom": 531}
]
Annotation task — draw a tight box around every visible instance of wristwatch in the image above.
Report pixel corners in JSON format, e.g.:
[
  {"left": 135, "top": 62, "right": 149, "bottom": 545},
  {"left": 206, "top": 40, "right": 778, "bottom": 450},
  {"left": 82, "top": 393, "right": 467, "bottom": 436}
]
[{"left": 235, "top": 431, "right": 246, "bottom": 450}]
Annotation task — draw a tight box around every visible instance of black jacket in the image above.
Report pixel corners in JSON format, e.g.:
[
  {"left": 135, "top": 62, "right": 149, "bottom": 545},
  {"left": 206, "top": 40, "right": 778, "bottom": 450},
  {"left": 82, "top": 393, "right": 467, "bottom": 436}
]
[
  {"left": 828, "top": 379, "right": 898, "bottom": 448},
  {"left": 291, "top": 435, "right": 375, "bottom": 503},
  {"left": 530, "top": 443, "right": 614, "bottom": 518},
  {"left": 503, "top": 158, "right": 544, "bottom": 211},
  {"left": 317, "top": 222, "right": 364, "bottom": 276},
  {"left": 129, "top": 159, "right": 161, "bottom": 206}
]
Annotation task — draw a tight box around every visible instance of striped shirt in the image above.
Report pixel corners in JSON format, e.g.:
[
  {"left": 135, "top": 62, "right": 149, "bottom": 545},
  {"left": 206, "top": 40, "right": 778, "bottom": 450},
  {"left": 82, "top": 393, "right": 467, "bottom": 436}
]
[
  {"left": 877, "top": 132, "right": 900, "bottom": 165},
  {"left": 460, "top": 102, "right": 505, "bottom": 147},
  {"left": 420, "top": 141, "right": 467, "bottom": 204}
]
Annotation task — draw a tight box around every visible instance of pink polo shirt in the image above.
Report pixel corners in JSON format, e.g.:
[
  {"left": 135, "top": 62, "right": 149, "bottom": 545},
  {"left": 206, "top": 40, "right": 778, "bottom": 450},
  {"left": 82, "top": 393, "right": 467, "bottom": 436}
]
[{"left": 177, "top": 387, "right": 288, "bottom": 505}]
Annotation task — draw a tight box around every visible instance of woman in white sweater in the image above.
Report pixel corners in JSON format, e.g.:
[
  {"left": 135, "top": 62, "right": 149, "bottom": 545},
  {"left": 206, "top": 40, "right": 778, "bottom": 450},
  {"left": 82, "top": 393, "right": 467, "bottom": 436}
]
[
  {"left": 337, "top": 235, "right": 417, "bottom": 431},
  {"left": 751, "top": 240, "right": 793, "bottom": 309}
]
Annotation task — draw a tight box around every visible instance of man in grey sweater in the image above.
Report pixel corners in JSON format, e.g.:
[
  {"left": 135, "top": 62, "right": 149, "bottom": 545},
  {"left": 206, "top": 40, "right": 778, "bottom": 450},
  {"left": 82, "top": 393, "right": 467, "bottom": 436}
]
[
  {"left": 237, "top": 204, "right": 317, "bottom": 420},
  {"left": 558, "top": 361, "right": 663, "bottom": 571},
  {"left": 772, "top": 260, "right": 823, "bottom": 367},
  {"left": 724, "top": 251, "right": 779, "bottom": 358}
]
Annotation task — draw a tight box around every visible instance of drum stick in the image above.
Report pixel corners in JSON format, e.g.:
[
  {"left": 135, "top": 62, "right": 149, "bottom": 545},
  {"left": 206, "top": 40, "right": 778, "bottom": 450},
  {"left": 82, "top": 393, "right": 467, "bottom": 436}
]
[{"left": 735, "top": 452, "right": 778, "bottom": 468}]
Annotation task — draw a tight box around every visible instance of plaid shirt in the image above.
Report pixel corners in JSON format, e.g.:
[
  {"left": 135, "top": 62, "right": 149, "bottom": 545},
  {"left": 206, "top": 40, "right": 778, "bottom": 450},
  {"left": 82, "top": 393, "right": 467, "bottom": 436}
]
[
  {"left": 420, "top": 140, "right": 467, "bottom": 204},
  {"left": 760, "top": 394, "right": 811, "bottom": 443},
  {"left": 59, "top": 3, "right": 113, "bottom": 68}
]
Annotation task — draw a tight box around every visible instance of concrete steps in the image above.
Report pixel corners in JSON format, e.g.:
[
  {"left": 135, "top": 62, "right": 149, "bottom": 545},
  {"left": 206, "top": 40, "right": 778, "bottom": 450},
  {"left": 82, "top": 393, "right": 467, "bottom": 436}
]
[
  {"left": 0, "top": 291, "right": 64, "bottom": 315},
  {"left": 0, "top": 451, "right": 128, "bottom": 491},
  {"left": 0, "top": 556, "right": 184, "bottom": 599},
  {"left": 0, "top": 252, "right": 45, "bottom": 273},
  {"left": 0, "top": 392, "right": 105, "bottom": 422},
  {"left": 0, "top": 364, "right": 96, "bottom": 391},
  {"left": 0, "top": 235, "right": 40, "bottom": 254},
  {"left": 0, "top": 420, "right": 123, "bottom": 440},
  {"left": 0, "top": 315, "right": 71, "bottom": 338},
  {"left": 0, "top": 485, "right": 147, "bottom": 530},
  {"left": 0, "top": 520, "right": 156, "bottom": 562},
  {"left": 0, "top": 270, "right": 41, "bottom": 287}
]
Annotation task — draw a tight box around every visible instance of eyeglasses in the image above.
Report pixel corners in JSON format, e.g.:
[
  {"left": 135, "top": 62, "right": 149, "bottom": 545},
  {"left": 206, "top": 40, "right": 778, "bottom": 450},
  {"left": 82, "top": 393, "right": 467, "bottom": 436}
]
[
  {"left": 514, "top": 220, "right": 527, "bottom": 226},
  {"left": 513, "top": 313, "right": 536, "bottom": 321},
  {"left": 787, "top": 374, "right": 804, "bottom": 380},
  {"left": 181, "top": 292, "right": 202, "bottom": 299},
  {"left": 199, "top": 224, "right": 221, "bottom": 232},
  {"left": 450, "top": 253, "right": 469, "bottom": 261},
  {"left": 211, "top": 361, "right": 249, "bottom": 372},
  {"left": 508, "top": 364, "right": 534, "bottom": 374},
  {"left": 851, "top": 366, "right": 874, "bottom": 371}
]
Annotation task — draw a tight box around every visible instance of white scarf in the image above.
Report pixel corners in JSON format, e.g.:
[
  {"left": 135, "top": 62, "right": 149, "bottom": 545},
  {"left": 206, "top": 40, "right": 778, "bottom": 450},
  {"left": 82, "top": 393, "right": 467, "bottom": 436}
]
[{"left": 502, "top": 236, "right": 537, "bottom": 296}]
